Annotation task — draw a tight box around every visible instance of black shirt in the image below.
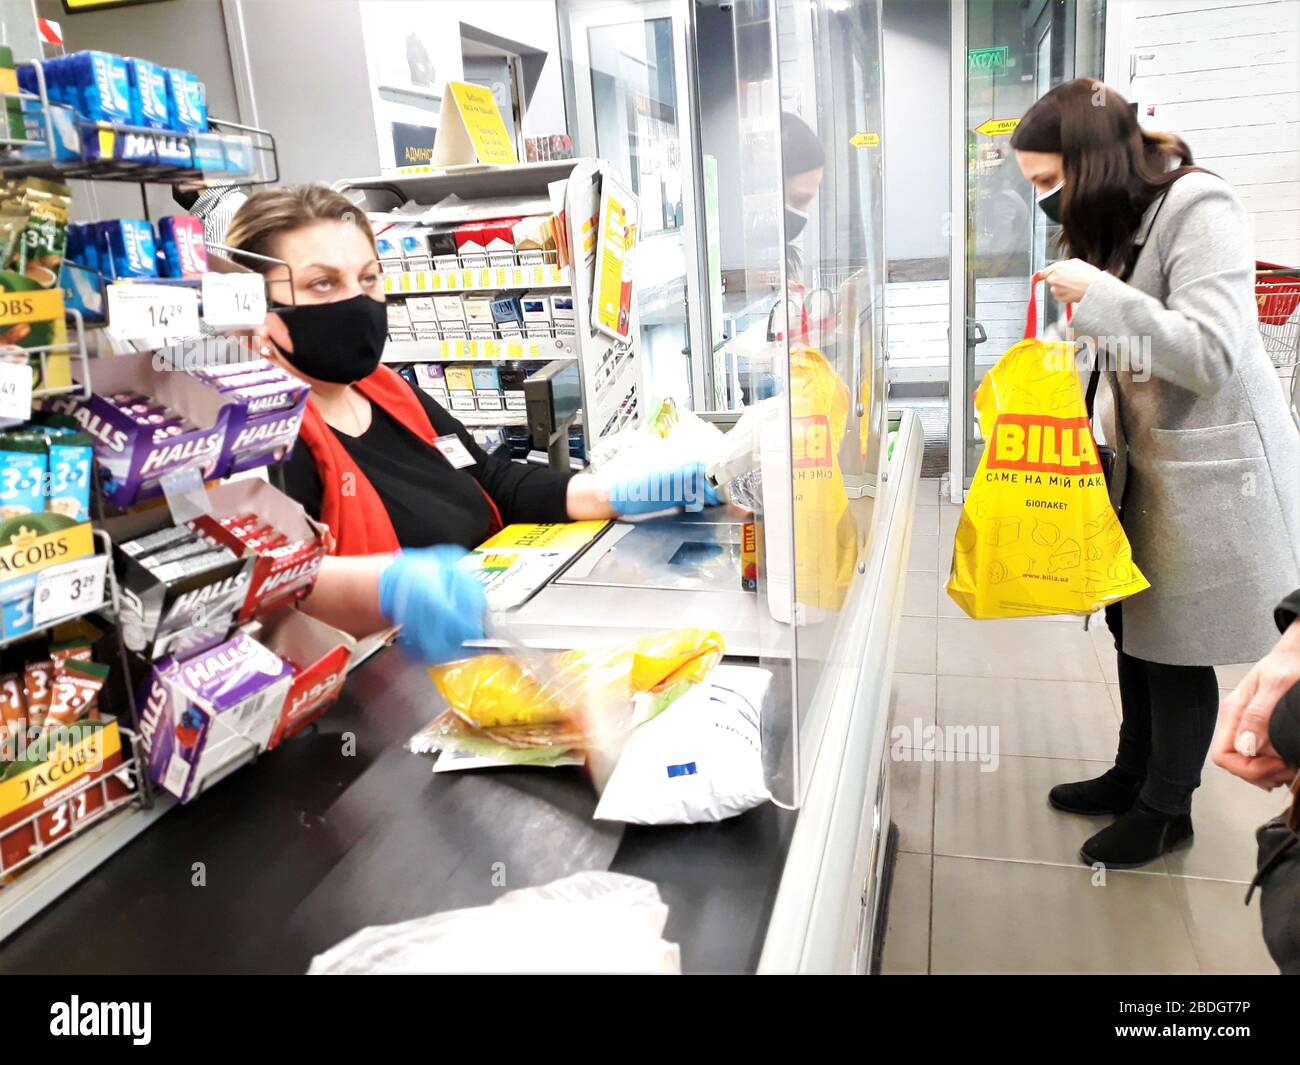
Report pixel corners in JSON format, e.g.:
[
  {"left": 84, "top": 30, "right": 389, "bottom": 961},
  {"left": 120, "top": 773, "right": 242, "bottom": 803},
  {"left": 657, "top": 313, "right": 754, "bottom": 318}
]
[{"left": 283, "top": 382, "right": 572, "bottom": 550}]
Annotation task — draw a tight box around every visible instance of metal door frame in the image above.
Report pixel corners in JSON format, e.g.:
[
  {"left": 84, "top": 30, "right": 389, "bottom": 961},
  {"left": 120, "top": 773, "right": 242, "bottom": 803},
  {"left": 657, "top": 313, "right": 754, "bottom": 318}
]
[
  {"left": 566, "top": 0, "right": 711, "bottom": 406},
  {"left": 947, "top": 0, "right": 967, "bottom": 504}
]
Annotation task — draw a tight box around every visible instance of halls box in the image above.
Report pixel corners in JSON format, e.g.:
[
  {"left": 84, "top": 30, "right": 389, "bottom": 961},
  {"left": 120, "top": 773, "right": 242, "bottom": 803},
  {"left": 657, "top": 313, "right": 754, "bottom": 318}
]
[
  {"left": 137, "top": 633, "right": 293, "bottom": 803},
  {"left": 255, "top": 607, "right": 354, "bottom": 750},
  {"left": 44, "top": 352, "right": 232, "bottom": 508},
  {"left": 199, "top": 479, "right": 328, "bottom": 624},
  {"left": 113, "top": 509, "right": 253, "bottom": 661}
]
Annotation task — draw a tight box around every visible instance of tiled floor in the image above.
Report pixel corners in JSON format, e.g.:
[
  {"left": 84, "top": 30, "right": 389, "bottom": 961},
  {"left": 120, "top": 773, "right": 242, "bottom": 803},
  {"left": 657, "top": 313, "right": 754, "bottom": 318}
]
[{"left": 881, "top": 479, "right": 1287, "bottom": 975}]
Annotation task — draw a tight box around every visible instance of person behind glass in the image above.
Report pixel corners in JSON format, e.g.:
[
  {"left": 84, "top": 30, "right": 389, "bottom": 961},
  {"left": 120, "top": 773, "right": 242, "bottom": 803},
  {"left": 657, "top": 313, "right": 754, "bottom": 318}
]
[
  {"left": 224, "top": 185, "right": 717, "bottom": 665},
  {"left": 780, "top": 111, "right": 824, "bottom": 288},
  {"left": 1010, "top": 80, "right": 1300, "bottom": 868}
]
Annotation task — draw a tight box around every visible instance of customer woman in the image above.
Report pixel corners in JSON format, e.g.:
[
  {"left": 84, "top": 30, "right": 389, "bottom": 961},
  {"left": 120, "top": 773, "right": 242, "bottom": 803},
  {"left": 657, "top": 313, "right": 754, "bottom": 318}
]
[
  {"left": 1010, "top": 80, "right": 1300, "bottom": 867},
  {"left": 224, "top": 184, "right": 716, "bottom": 664}
]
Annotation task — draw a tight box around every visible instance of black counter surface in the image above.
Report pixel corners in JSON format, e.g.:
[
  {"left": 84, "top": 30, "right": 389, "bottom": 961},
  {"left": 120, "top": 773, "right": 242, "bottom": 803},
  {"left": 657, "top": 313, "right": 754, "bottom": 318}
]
[{"left": 0, "top": 647, "right": 797, "bottom": 974}]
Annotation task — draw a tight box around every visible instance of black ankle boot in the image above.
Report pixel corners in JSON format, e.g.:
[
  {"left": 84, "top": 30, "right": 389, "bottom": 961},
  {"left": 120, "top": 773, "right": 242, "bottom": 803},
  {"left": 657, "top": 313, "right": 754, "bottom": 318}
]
[
  {"left": 1048, "top": 768, "right": 1143, "bottom": 816},
  {"left": 1078, "top": 799, "right": 1193, "bottom": 869}
]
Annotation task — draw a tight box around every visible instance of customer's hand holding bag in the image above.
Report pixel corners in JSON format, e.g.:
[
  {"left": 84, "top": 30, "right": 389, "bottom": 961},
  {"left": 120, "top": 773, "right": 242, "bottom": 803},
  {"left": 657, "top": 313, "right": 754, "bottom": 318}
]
[{"left": 945, "top": 273, "right": 1148, "bottom": 619}]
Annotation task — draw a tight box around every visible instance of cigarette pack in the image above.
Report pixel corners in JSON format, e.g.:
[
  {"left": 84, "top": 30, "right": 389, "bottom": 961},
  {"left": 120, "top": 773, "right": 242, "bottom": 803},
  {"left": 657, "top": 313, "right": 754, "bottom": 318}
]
[
  {"left": 426, "top": 223, "right": 460, "bottom": 271},
  {"left": 406, "top": 296, "right": 438, "bottom": 323},
  {"left": 454, "top": 222, "right": 489, "bottom": 269},
  {"left": 434, "top": 295, "right": 466, "bottom": 324},
  {"left": 480, "top": 218, "right": 521, "bottom": 268},
  {"left": 513, "top": 216, "right": 554, "bottom": 265}
]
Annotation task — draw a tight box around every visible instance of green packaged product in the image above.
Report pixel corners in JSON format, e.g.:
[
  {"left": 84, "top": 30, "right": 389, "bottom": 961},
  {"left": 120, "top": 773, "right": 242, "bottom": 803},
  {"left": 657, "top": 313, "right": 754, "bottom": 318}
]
[{"left": 11, "top": 177, "right": 70, "bottom": 284}]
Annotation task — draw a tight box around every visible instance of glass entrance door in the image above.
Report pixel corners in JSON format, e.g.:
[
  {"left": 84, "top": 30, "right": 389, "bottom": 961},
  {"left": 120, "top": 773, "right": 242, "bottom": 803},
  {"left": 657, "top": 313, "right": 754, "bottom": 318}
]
[
  {"left": 561, "top": 0, "right": 709, "bottom": 407},
  {"left": 954, "top": 0, "right": 1106, "bottom": 491}
]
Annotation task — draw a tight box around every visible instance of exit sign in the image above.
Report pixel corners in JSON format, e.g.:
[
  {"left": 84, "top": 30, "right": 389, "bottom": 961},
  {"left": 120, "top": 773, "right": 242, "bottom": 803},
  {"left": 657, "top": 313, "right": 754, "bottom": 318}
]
[{"left": 968, "top": 46, "right": 1009, "bottom": 73}]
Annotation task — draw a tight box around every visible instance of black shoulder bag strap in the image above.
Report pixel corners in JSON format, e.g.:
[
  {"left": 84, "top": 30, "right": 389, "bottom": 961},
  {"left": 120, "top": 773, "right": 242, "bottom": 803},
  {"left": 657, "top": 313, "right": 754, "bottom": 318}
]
[{"left": 1083, "top": 188, "right": 1174, "bottom": 421}]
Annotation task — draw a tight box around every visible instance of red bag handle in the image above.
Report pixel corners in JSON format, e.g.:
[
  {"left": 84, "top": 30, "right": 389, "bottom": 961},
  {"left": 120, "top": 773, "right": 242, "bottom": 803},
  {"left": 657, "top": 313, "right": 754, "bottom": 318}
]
[{"left": 1024, "top": 270, "right": 1073, "bottom": 340}]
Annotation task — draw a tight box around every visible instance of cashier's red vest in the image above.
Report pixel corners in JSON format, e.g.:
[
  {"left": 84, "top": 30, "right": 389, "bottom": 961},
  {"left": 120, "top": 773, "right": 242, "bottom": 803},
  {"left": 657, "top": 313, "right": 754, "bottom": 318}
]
[{"left": 295, "top": 366, "right": 502, "bottom": 556}]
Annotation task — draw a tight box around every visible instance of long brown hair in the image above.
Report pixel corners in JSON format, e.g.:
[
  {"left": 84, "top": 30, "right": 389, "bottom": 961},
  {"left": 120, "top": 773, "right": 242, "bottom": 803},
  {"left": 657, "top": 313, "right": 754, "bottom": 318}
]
[
  {"left": 1011, "top": 79, "right": 1203, "bottom": 274},
  {"left": 225, "top": 184, "right": 376, "bottom": 270}
]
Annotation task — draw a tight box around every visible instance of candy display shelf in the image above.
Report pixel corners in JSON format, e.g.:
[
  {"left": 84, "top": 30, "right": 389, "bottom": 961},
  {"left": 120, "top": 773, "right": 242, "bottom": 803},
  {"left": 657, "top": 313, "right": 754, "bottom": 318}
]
[
  {"left": 23, "top": 307, "right": 91, "bottom": 401},
  {"left": 0, "top": 795, "right": 171, "bottom": 942},
  {"left": 0, "top": 16, "right": 286, "bottom": 937},
  {"left": 0, "top": 61, "right": 278, "bottom": 187}
]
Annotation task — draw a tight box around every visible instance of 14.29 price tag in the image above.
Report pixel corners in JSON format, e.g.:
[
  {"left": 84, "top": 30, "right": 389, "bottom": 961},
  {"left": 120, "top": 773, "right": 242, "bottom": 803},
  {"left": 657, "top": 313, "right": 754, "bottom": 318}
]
[
  {"left": 202, "top": 272, "right": 267, "bottom": 328},
  {"left": 106, "top": 284, "right": 201, "bottom": 343},
  {"left": 33, "top": 555, "right": 109, "bottom": 627}
]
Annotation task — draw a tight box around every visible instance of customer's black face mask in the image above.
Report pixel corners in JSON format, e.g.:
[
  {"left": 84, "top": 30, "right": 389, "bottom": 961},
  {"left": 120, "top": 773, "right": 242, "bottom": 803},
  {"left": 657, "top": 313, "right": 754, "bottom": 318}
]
[
  {"left": 172, "top": 186, "right": 201, "bottom": 211},
  {"left": 785, "top": 205, "right": 809, "bottom": 241},
  {"left": 1036, "top": 180, "right": 1064, "bottom": 224},
  {"left": 271, "top": 295, "right": 388, "bottom": 384}
]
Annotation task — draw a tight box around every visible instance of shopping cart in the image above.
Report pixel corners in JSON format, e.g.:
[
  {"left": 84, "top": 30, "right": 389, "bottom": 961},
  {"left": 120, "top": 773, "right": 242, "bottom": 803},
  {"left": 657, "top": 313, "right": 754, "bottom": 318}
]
[{"left": 1255, "top": 262, "right": 1300, "bottom": 425}]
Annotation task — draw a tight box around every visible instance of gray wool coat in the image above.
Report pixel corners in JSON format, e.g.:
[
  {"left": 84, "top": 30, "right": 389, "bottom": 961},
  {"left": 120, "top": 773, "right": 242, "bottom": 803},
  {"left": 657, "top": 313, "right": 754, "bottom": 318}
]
[{"left": 1072, "top": 171, "right": 1300, "bottom": 667}]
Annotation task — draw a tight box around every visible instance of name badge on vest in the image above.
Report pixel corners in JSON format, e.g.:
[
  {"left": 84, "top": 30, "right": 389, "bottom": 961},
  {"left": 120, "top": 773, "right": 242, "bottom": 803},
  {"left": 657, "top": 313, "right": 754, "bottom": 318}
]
[{"left": 433, "top": 434, "right": 475, "bottom": 469}]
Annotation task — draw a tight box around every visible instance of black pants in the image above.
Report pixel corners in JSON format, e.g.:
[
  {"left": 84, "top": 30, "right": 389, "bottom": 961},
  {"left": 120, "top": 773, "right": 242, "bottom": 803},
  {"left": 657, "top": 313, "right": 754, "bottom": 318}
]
[{"left": 1105, "top": 602, "right": 1220, "bottom": 816}]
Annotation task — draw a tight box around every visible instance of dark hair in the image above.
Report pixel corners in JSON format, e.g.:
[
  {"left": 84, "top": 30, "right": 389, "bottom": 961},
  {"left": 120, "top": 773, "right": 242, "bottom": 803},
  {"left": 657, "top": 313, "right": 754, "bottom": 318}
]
[
  {"left": 782, "top": 111, "right": 825, "bottom": 180},
  {"left": 1011, "top": 79, "right": 1202, "bottom": 273}
]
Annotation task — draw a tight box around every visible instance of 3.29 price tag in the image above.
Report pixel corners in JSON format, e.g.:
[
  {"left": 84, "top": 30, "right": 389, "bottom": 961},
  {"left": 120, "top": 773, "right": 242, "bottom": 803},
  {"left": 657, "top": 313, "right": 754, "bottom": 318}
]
[
  {"left": 202, "top": 272, "right": 267, "bottom": 328},
  {"left": 0, "top": 360, "right": 33, "bottom": 423},
  {"left": 106, "top": 284, "right": 201, "bottom": 343},
  {"left": 33, "top": 555, "right": 109, "bottom": 627}
]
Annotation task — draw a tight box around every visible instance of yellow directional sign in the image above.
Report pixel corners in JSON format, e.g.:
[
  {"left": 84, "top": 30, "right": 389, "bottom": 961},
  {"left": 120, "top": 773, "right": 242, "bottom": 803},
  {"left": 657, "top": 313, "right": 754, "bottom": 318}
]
[
  {"left": 975, "top": 118, "right": 1020, "bottom": 137},
  {"left": 850, "top": 132, "right": 880, "bottom": 148}
]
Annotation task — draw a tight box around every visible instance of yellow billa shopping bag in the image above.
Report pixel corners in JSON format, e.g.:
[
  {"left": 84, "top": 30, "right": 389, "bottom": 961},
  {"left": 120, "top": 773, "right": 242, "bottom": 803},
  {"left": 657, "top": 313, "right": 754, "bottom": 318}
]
[
  {"left": 790, "top": 345, "right": 857, "bottom": 612},
  {"left": 946, "top": 276, "right": 1149, "bottom": 619}
]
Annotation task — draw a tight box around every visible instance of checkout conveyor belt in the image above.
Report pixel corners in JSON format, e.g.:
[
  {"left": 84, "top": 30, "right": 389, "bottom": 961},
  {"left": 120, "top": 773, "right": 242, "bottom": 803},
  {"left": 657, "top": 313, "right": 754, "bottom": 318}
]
[
  {"left": 0, "top": 648, "right": 795, "bottom": 974},
  {"left": 0, "top": 409, "right": 923, "bottom": 974}
]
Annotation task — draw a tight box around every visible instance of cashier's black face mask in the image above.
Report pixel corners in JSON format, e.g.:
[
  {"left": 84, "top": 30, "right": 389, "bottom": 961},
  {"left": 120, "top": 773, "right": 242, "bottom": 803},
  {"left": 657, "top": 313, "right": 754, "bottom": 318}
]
[
  {"left": 785, "top": 205, "right": 809, "bottom": 241},
  {"left": 271, "top": 295, "right": 388, "bottom": 384},
  {"left": 172, "top": 185, "right": 201, "bottom": 211},
  {"left": 1036, "top": 180, "right": 1064, "bottom": 224}
]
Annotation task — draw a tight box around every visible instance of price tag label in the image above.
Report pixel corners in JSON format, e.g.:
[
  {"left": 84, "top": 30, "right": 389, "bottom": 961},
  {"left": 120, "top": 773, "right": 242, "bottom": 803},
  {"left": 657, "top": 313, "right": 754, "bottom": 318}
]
[
  {"left": 0, "top": 360, "right": 33, "bottom": 423},
  {"left": 33, "top": 554, "right": 108, "bottom": 627},
  {"left": 159, "top": 463, "right": 212, "bottom": 524},
  {"left": 201, "top": 273, "right": 267, "bottom": 328},
  {"left": 106, "top": 284, "right": 201, "bottom": 343}
]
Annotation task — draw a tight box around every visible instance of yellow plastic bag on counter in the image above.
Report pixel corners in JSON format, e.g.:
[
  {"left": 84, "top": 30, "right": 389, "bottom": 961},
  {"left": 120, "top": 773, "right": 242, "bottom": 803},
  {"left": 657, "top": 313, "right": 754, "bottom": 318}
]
[
  {"left": 946, "top": 284, "right": 1149, "bottom": 619},
  {"left": 426, "top": 628, "right": 726, "bottom": 744},
  {"left": 789, "top": 345, "right": 857, "bottom": 612}
]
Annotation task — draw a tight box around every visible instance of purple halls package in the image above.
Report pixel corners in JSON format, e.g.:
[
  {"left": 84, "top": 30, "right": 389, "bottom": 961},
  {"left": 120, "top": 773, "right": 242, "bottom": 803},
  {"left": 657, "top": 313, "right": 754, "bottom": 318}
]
[
  {"left": 42, "top": 351, "right": 236, "bottom": 507},
  {"left": 138, "top": 633, "right": 292, "bottom": 803},
  {"left": 214, "top": 377, "right": 310, "bottom": 477}
]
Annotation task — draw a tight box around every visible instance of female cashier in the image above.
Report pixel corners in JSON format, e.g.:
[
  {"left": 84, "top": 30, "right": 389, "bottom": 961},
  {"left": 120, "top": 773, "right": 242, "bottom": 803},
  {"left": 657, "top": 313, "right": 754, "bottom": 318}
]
[{"left": 224, "top": 184, "right": 716, "bottom": 664}]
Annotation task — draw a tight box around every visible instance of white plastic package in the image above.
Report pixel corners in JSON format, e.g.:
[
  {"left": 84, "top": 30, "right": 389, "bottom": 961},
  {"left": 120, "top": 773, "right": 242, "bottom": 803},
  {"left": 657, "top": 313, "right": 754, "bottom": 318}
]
[
  {"left": 308, "top": 871, "right": 680, "bottom": 974},
  {"left": 594, "top": 665, "right": 773, "bottom": 825}
]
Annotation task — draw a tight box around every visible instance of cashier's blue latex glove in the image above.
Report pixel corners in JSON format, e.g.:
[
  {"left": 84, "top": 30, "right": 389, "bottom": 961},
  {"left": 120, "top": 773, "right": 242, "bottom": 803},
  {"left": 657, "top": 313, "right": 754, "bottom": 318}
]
[
  {"left": 606, "top": 460, "right": 720, "bottom": 517},
  {"left": 378, "top": 546, "right": 487, "bottom": 665}
]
